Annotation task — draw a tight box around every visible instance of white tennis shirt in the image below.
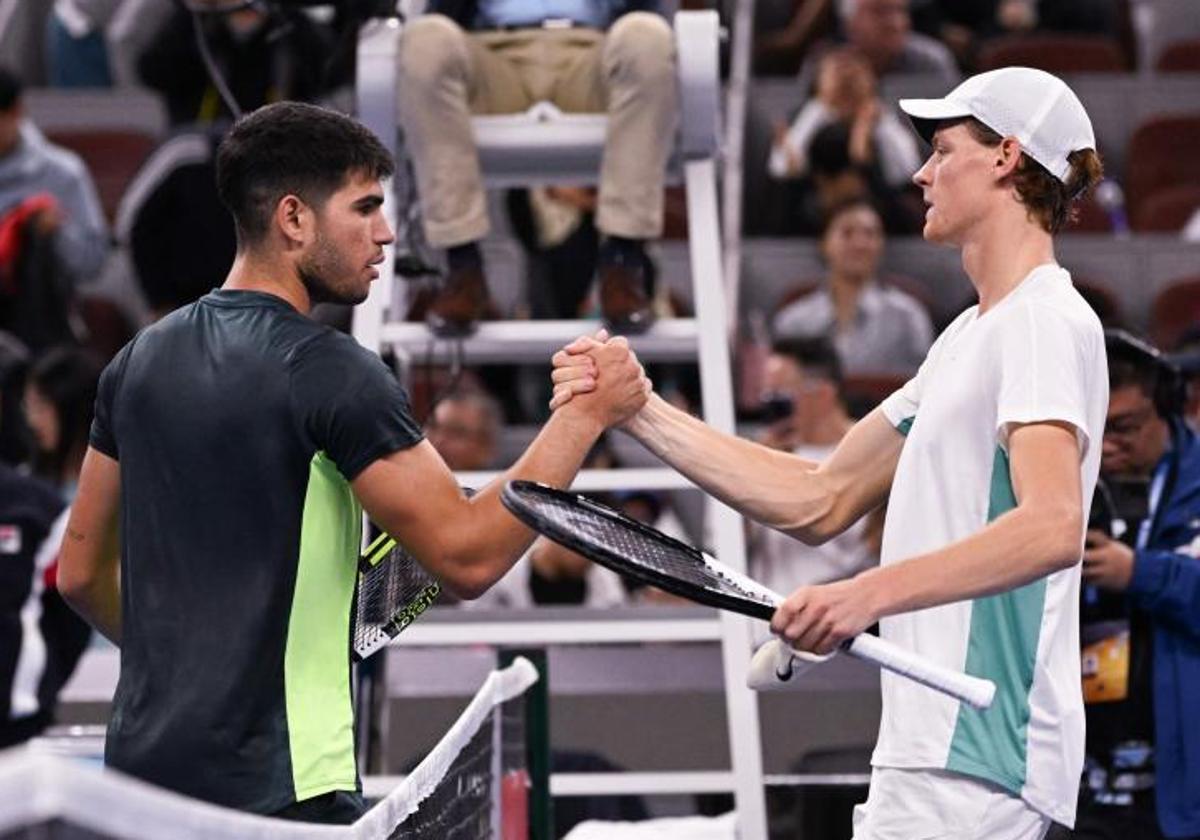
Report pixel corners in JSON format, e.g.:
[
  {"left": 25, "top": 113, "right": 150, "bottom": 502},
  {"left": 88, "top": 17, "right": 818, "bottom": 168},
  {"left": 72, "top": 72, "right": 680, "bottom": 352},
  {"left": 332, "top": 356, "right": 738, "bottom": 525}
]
[{"left": 875, "top": 263, "right": 1107, "bottom": 826}]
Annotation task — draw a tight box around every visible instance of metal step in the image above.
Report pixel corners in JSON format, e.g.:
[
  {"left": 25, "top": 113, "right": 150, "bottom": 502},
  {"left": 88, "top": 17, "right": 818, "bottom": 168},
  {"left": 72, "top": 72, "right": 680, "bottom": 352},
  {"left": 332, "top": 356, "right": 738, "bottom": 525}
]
[
  {"left": 381, "top": 319, "right": 700, "bottom": 364},
  {"left": 453, "top": 466, "right": 695, "bottom": 492}
]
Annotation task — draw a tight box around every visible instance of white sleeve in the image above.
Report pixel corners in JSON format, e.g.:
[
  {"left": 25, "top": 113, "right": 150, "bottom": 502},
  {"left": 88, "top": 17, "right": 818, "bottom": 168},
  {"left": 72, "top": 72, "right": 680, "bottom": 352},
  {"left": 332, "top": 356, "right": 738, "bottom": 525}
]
[
  {"left": 994, "top": 302, "right": 1095, "bottom": 456},
  {"left": 768, "top": 101, "right": 830, "bottom": 180}
]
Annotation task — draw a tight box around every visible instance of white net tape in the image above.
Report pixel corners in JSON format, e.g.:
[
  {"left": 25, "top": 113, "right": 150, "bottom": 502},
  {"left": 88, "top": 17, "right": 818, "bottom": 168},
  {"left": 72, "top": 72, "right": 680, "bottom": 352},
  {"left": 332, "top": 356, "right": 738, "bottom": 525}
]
[{"left": 0, "top": 657, "right": 538, "bottom": 840}]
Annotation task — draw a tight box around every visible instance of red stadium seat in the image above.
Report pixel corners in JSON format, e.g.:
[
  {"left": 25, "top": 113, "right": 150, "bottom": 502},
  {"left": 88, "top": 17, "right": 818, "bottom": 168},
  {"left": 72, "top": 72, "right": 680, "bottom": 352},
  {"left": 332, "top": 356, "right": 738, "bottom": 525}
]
[
  {"left": 1066, "top": 193, "right": 1113, "bottom": 233},
  {"left": 976, "top": 35, "right": 1130, "bottom": 74},
  {"left": 1150, "top": 276, "right": 1200, "bottom": 350},
  {"left": 1157, "top": 38, "right": 1200, "bottom": 72},
  {"left": 44, "top": 130, "right": 157, "bottom": 226},
  {"left": 1131, "top": 184, "right": 1200, "bottom": 232},
  {"left": 1125, "top": 115, "right": 1200, "bottom": 227}
]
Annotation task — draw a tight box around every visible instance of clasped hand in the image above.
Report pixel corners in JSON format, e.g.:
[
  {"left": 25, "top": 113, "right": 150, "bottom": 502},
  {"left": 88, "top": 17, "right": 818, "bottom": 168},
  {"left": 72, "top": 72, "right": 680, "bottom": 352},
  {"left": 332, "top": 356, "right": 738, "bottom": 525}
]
[{"left": 549, "top": 329, "right": 651, "bottom": 428}]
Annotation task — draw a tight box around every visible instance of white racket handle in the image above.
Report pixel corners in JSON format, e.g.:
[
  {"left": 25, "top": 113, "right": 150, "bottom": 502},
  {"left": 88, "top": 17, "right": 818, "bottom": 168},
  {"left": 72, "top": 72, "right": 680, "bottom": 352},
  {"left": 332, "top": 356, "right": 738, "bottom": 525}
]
[{"left": 844, "top": 633, "right": 996, "bottom": 710}]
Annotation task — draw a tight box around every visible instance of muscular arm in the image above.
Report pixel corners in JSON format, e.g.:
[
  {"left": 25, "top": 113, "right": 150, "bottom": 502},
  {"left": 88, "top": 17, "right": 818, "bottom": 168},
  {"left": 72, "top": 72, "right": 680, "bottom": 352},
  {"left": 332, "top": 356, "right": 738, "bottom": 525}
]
[
  {"left": 59, "top": 447, "right": 122, "bottom": 645},
  {"left": 773, "top": 421, "right": 1086, "bottom": 653},
  {"left": 353, "top": 407, "right": 604, "bottom": 600},
  {"left": 623, "top": 394, "right": 905, "bottom": 543},
  {"left": 353, "top": 340, "right": 647, "bottom": 599}
]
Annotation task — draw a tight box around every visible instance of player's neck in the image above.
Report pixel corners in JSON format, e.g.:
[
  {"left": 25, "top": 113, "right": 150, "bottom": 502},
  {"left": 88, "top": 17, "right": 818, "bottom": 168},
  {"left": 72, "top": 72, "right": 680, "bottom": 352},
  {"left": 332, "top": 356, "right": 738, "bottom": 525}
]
[
  {"left": 960, "top": 213, "right": 1056, "bottom": 314},
  {"left": 222, "top": 250, "right": 313, "bottom": 314}
]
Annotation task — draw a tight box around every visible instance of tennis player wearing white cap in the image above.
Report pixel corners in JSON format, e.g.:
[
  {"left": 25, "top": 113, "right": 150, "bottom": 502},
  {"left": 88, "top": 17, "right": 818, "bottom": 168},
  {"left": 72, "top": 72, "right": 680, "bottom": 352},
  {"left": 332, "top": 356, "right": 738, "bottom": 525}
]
[{"left": 548, "top": 66, "right": 1109, "bottom": 839}]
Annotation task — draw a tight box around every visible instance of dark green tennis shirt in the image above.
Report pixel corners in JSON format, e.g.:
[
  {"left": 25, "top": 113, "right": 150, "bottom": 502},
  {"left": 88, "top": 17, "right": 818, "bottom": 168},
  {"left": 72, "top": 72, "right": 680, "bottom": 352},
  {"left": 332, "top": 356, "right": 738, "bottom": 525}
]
[{"left": 89, "top": 289, "right": 422, "bottom": 814}]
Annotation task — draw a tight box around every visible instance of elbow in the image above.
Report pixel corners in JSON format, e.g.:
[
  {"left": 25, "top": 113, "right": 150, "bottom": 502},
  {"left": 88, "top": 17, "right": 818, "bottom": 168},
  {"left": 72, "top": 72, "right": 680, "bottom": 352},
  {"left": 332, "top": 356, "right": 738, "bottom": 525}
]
[
  {"left": 436, "top": 553, "right": 499, "bottom": 602},
  {"left": 1039, "top": 506, "right": 1085, "bottom": 573},
  {"left": 57, "top": 561, "right": 94, "bottom": 612},
  {"left": 443, "top": 574, "right": 491, "bottom": 602},
  {"left": 780, "top": 481, "right": 844, "bottom": 546}
]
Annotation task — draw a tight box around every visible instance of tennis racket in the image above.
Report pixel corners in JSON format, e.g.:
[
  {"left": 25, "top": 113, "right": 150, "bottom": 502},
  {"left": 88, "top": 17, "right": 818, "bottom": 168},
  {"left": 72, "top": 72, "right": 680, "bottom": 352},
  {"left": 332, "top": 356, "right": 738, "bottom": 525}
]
[
  {"left": 501, "top": 480, "right": 996, "bottom": 710},
  {"left": 352, "top": 530, "right": 442, "bottom": 661}
]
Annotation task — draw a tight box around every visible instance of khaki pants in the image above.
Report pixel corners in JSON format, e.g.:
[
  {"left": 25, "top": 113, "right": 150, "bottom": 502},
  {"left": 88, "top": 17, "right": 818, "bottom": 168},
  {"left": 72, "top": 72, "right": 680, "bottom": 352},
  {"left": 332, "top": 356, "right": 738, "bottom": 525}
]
[{"left": 396, "top": 13, "right": 678, "bottom": 248}]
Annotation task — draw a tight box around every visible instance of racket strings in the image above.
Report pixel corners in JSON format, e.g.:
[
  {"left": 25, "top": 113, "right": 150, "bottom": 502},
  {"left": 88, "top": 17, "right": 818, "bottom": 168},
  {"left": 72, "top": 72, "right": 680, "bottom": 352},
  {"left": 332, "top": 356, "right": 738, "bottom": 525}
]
[
  {"left": 540, "top": 497, "right": 773, "bottom": 607},
  {"left": 355, "top": 543, "right": 439, "bottom": 656}
]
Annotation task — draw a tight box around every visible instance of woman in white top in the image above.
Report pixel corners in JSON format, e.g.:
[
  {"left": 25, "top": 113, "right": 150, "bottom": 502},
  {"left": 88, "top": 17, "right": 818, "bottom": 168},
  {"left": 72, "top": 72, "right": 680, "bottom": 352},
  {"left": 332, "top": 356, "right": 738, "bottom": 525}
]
[{"left": 773, "top": 198, "right": 933, "bottom": 377}]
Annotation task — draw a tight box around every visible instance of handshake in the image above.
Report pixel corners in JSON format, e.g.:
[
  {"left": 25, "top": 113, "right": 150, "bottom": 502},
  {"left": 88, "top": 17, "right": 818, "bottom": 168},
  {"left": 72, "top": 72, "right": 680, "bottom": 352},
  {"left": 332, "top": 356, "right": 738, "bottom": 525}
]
[{"left": 547, "top": 329, "right": 653, "bottom": 431}]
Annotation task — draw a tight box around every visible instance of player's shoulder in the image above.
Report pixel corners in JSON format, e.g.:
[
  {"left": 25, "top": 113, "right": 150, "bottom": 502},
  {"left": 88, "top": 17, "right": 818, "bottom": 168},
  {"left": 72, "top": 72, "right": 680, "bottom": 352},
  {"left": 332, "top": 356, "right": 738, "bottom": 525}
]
[{"left": 997, "top": 265, "right": 1103, "bottom": 340}]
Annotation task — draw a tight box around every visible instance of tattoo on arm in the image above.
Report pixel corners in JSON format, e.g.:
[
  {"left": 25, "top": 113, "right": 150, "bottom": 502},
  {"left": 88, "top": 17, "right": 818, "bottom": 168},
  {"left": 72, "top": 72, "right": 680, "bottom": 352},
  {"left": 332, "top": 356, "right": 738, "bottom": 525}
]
[{"left": 66, "top": 527, "right": 87, "bottom": 542}]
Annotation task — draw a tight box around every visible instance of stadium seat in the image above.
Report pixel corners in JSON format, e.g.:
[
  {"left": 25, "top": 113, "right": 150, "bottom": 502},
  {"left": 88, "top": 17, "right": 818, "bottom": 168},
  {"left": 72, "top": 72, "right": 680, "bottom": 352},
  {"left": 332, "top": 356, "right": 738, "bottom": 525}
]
[
  {"left": 1131, "top": 184, "right": 1200, "bottom": 232},
  {"left": 1150, "top": 276, "right": 1200, "bottom": 350},
  {"left": 1125, "top": 116, "right": 1200, "bottom": 226},
  {"left": 1157, "top": 38, "right": 1200, "bottom": 72},
  {"left": 44, "top": 129, "right": 158, "bottom": 226},
  {"left": 1067, "top": 193, "right": 1113, "bottom": 234},
  {"left": 976, "top": 34, "right": 1129, "bottom": 74}
]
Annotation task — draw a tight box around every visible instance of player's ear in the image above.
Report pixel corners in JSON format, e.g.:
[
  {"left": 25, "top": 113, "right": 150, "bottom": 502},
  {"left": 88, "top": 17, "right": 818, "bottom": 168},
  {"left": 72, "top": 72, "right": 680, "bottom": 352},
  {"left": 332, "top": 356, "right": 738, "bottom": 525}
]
[
  {"left": 994, "top": 137, "right": 1023, "bottom": 181},
  {"left": 275, "top": 194, "right": 313, "bottom": 248}
]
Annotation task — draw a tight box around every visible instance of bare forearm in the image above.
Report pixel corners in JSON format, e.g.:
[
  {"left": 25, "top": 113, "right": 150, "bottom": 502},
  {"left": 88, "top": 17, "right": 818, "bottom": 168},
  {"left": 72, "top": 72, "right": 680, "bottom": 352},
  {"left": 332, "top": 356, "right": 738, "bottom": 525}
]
[
  {"left": 60, "top": 528, "right": 121, "bottom": 645},
  {"left": 451, "top": 407, "right": 604, "bottom": 593},
  {"left": 624, "top": 394, "right": 832, "bottom": 536},
  {"left": 858, "top": 505, "right": 1081, "bottom": 620}
]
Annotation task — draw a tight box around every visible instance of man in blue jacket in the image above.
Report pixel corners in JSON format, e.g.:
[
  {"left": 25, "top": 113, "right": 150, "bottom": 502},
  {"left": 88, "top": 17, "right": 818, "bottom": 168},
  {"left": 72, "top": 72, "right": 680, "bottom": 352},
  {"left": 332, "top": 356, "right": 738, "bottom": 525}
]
[{"left": 1068, "top": 330, "right": 1200, "bottom": 840}]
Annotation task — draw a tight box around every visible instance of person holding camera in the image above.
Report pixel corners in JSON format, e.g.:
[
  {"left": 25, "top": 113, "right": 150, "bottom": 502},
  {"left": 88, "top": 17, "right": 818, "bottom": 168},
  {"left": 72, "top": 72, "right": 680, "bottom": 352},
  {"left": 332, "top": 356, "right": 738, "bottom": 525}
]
[{"left": 1056, "top": 330, "right": 1200, "bottom": 840}]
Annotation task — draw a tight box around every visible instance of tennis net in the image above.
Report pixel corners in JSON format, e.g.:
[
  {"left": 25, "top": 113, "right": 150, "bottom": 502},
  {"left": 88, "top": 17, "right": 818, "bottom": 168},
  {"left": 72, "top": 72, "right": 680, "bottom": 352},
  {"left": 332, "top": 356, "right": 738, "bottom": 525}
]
[{"left": 2, "top": 657, "right": 537, "bottom": 839}]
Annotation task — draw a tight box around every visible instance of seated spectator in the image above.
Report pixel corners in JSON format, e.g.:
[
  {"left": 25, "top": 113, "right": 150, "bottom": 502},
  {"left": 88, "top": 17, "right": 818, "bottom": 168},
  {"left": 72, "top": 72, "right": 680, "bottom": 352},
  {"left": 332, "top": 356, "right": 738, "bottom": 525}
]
[
  {"left": 397, "top": 1, "right": 678, "bottom": 336},
  {"left": 771, "top": 48, "right": 921, "bottom": 188},
  {"left": 797, "top": 0, "right": 960, "bottom": 95},
  {"left": 0, "top": 355, "right": 91, "bottom": 749},
  {"left": 116, "top": 126, "right": 236, "bottom": 319},
  {"left": 137, "top": 2, "right": 337, "bottom": 127},
  {"left": 770, "top": 48, "right": 923, "bottom": 233},
  {"left": 23, "top": 345, "right": 103, "bottom": 500},
  {"left": 773, "top": 198, "right": 932, "bottom": 375},
  {"left": 746, "top": 337, "right": 876, "bottom": 596},
  {"left": 0, "top": 67, "right": 108, "bottom": 350},
  {"left": 425, "top": 385, "right": 503, "bottom": 471}
]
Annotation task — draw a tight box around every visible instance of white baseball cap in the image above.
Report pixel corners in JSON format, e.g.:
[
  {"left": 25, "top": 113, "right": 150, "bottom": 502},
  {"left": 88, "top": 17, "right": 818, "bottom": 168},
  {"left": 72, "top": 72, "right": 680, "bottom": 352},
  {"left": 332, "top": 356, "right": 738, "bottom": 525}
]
[{"left": 898, "top": 66, "right": 1096, "bottom": 183}]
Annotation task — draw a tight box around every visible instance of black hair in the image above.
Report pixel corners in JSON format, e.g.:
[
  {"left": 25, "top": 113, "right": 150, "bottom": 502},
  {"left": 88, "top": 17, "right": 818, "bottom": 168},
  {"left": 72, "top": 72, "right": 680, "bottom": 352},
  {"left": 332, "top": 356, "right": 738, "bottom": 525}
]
[
  {"left": 215, "top": 101, "right": 394, "bottom": 247},
  {"left": 809, "top": 121, "right": 854, "bottom": 177},
  {"left": 820, "top": 195, "right": 883, "bottom": 238},
  {"left": 1106, "top": 329, "right": 1185, "bottom": 417},
  {"left": 27, "top": 345, "right": 104, "bottom": 486},
  {"left": 770, "top": 335, "right": 845, "bottom": 392},
  {"left": 0, "top": 65, "right": 22, "bottom": 112}
]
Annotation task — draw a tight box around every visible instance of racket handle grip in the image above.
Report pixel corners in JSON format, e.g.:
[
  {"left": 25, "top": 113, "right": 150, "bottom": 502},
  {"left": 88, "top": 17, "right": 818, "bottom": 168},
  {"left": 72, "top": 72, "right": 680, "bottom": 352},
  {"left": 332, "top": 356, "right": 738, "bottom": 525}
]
[{"left": 845, "top": 634, "right": 997, "bottom": 710}]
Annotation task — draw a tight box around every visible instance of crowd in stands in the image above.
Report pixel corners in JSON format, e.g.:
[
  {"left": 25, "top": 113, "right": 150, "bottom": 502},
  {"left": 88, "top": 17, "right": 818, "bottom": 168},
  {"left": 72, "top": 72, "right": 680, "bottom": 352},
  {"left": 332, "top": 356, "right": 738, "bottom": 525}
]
[{"left": 1, "top": 0, "right": 1200, "bottom": 833}]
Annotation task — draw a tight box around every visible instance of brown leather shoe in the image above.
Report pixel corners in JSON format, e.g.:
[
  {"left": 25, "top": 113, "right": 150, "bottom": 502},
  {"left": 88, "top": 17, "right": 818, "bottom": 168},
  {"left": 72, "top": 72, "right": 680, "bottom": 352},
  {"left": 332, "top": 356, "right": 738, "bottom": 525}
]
[
  {"left": 426, "top": 262, "right": 490, "bottom": 337},
  {"left": 598, "top": 257, "right": 655, "bottom": 335}
]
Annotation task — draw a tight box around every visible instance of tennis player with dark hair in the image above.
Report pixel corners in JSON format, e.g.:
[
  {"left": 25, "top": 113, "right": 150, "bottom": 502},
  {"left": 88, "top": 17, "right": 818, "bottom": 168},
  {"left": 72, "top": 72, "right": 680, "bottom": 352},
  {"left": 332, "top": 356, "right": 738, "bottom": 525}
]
[
  {"left": 58, "top": 101, "right": 648, "bottom": 824},
  {"left": 552, "top": 67, "right": 1107, "bottom": 838}
]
